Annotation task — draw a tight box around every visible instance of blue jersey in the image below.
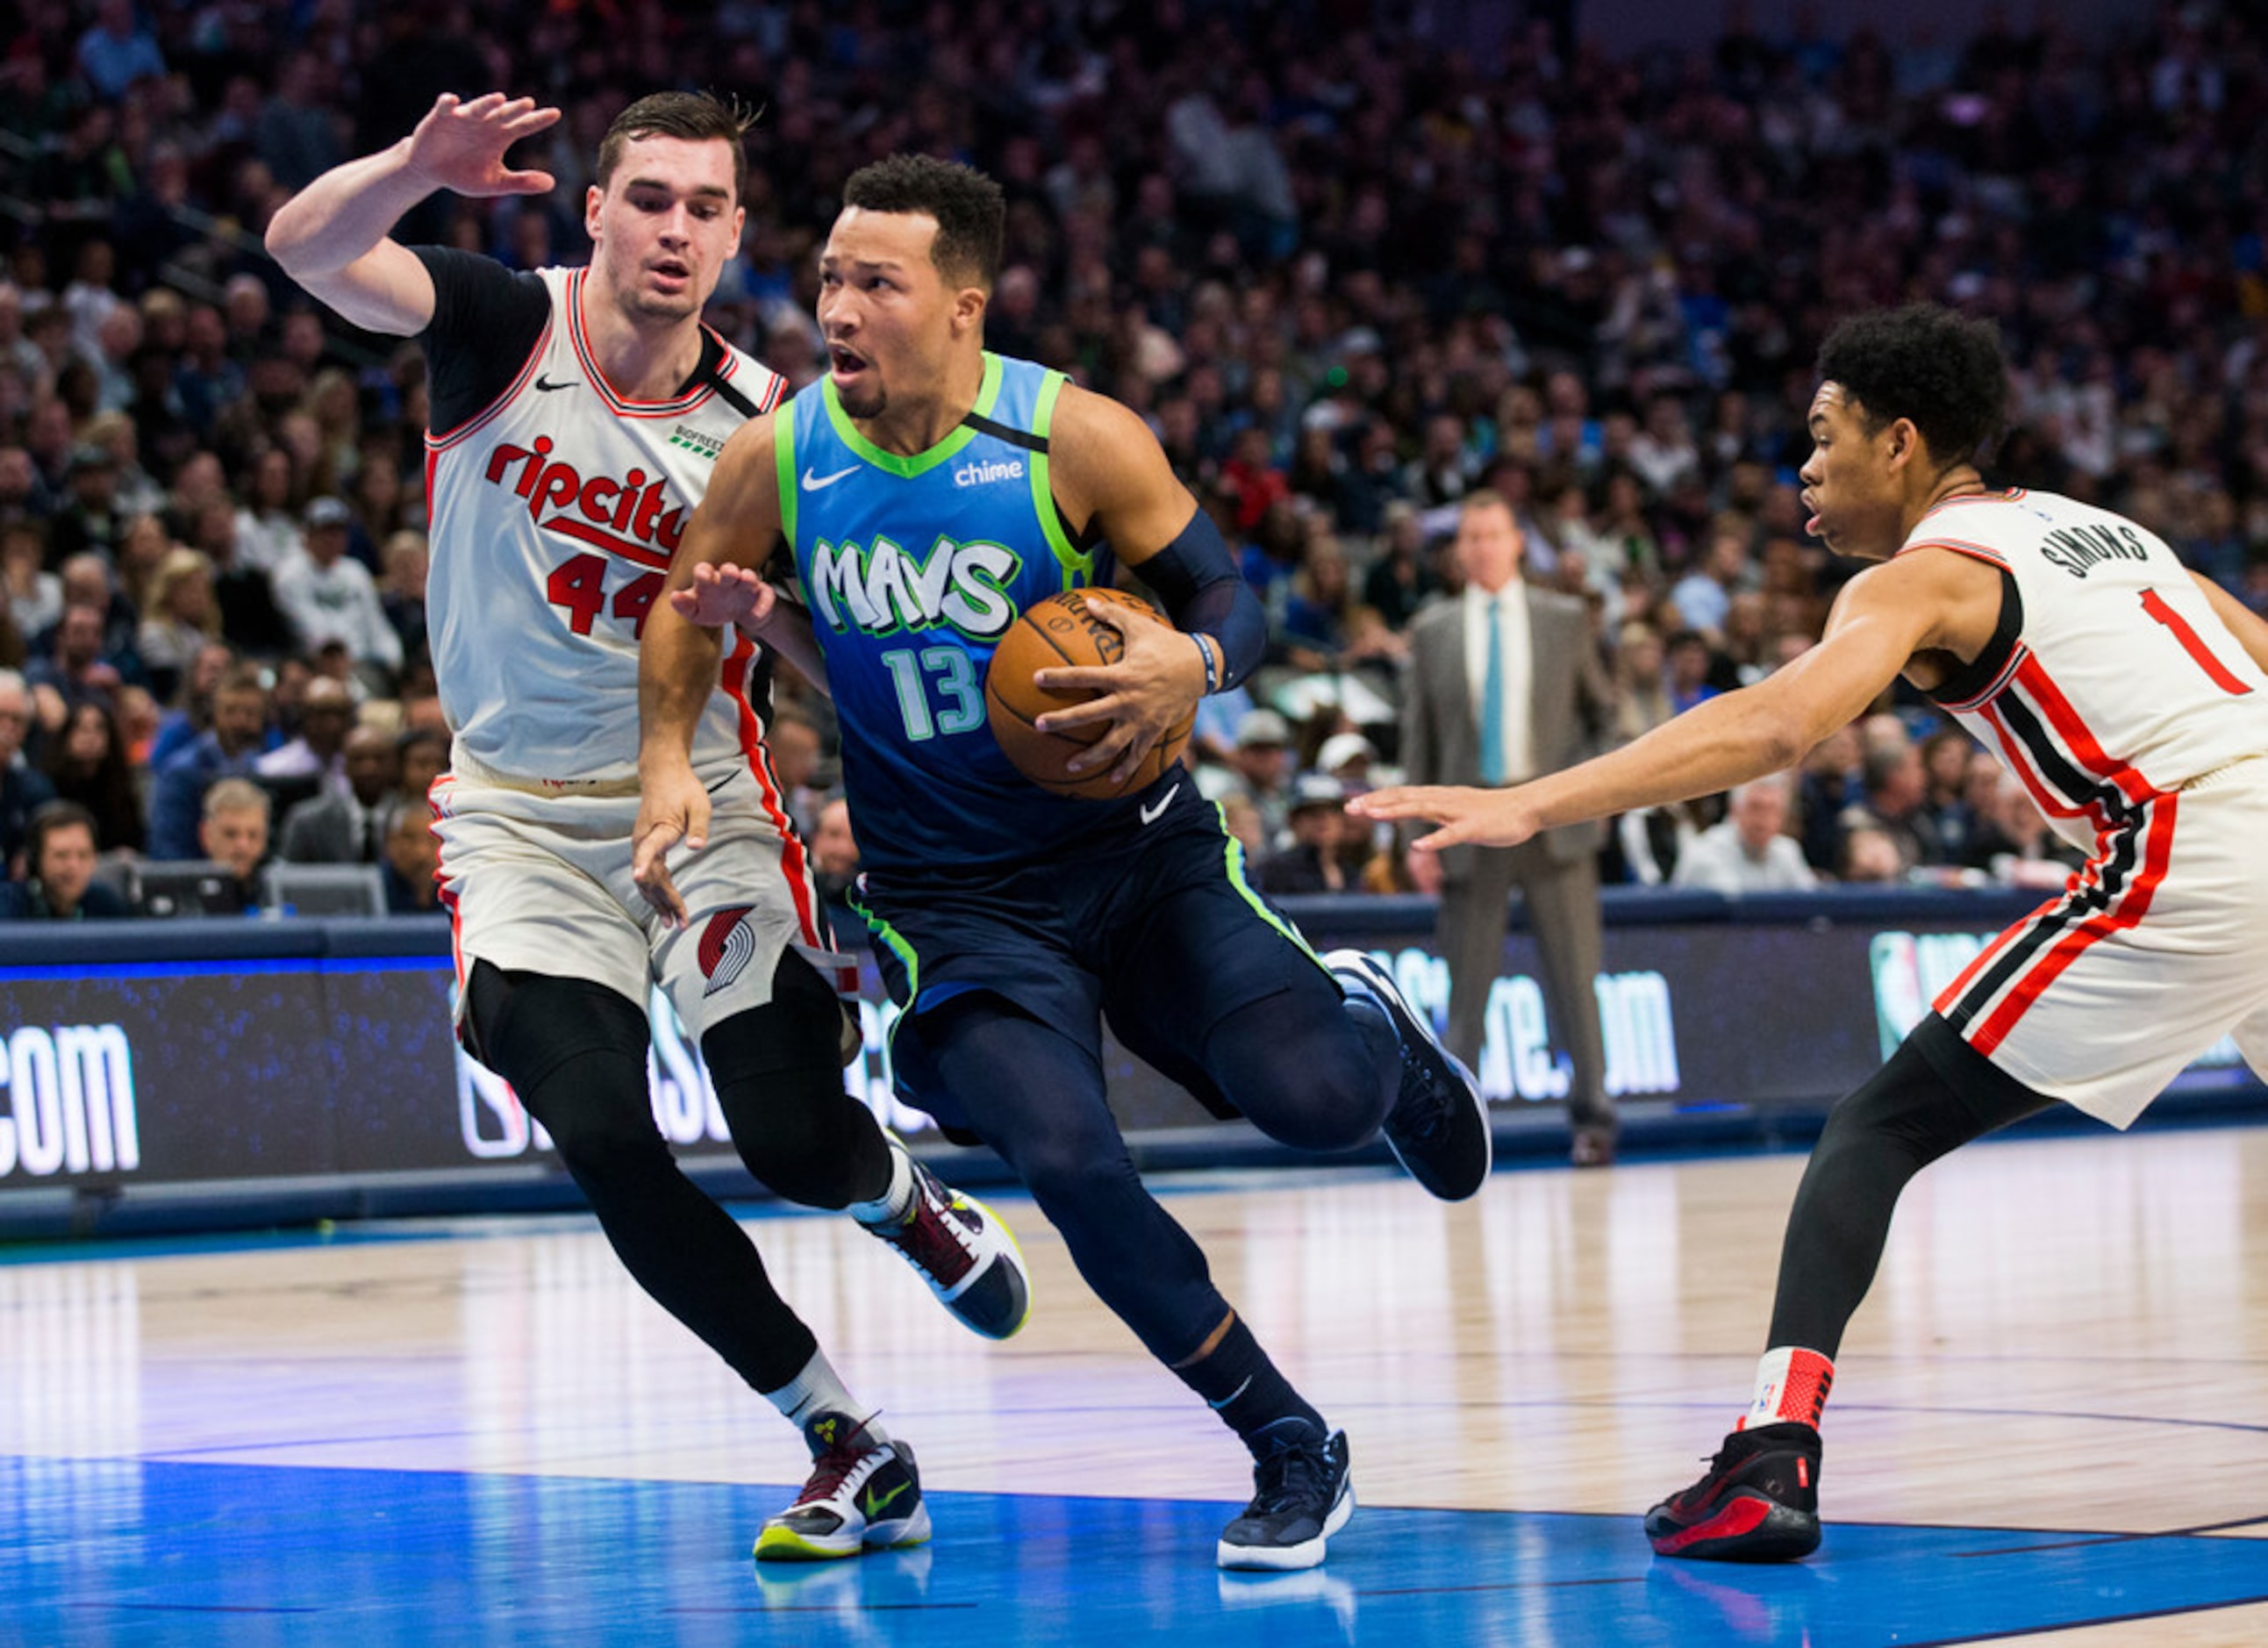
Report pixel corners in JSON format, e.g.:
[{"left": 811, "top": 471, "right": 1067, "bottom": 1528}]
[{"left": 779, "top": 353, "right": 1163, "bottom": 871}]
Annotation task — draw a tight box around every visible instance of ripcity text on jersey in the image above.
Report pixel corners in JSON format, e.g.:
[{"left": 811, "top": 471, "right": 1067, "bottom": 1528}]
[
  {"left": 779, "top": 352, "right": 1168, "bottom": 871},
  {"left": 423, "top": 266, "right": 787, "bottom": 786},
  {"left": 1909, "top": 487, "right": 2267, "bottom": 841}
]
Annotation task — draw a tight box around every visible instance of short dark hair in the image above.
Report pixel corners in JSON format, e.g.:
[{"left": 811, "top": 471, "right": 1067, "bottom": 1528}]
[
  {"left": 26, "top": 799, "right": 98, "bottom": 868},
  {"left": 596, "top": 91, "right": 754, "bottom": 204},
  {"left": 1816, "top": 305, "right": 2007, "bottom": 470},
  {"left": 841, "top": 154, "right": 1005, "bottom": 289}
]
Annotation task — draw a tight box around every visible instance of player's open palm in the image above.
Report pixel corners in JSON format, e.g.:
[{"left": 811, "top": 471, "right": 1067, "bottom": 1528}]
[
  {"left": 1352, "top": 785, "right": 1543, "bottom": 852},
  {"left": 404, "top": 94, "right": 561, "bottom": 198},
  {"left": 669, "top": 562, "right": 778, "bottom": 634}
]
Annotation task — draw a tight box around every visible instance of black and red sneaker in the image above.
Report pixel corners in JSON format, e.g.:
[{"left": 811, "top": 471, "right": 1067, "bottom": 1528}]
[
  {"left": 1645, "top": 1422, "right": 1822, "bottom": 1562},
  {"left": 856, "top": 1135, "right": 1032, "bottom": 1340}
]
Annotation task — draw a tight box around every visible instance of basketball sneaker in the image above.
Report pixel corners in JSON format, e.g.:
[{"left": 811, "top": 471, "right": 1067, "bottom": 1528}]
[
  {"left": 1325, "top": 949, "right": 1492, "bottom": 1201},
  {"left": 755, "top": 1412, "right": 932, "bottom": 1562},
  {"left": 1645, "top": 1422, "right": 1823, "bottom": 1562},
  {"left": 1217, "top": 1426, "right": 1355, "bottom": 1572},
  {"left": 857, "top": 1135, "right": 1032, "bottom": 1340}
]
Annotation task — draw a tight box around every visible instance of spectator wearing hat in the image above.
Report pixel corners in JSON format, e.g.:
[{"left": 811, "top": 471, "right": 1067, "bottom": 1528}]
[
  {"left": 0, "top": 800, "right": 128, "bottom": 921},
  {"left": 1198, "top": 706, "right": 1298, "bottom": 851},
  {"left": 272, "top": 497, "right": 402, "bottom": 686},
  {"left": 1256, "top": 774, "right": 1353, "bottom": 895}
]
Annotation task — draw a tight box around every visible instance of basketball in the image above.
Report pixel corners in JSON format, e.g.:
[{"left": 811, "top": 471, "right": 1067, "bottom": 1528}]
[{"left": 984, "top": 586, "right": 1197, "bottom": 799}]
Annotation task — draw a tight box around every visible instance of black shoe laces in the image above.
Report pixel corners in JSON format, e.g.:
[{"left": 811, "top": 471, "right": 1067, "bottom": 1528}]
[{"left": 1249, "top": 1438, "right": 1329, "bottom": 1515}]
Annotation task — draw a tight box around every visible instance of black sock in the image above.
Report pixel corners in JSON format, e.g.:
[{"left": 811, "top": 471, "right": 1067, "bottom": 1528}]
[{"left": 1174, "top": 1315, "right": 1326, "bottom": 1456}]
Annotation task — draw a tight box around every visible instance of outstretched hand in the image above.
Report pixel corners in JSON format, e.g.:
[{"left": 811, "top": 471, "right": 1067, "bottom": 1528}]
[
  {"left": 1349, "top": 785, "right": 1545, "bottom": 852},
  {"left": 1030, "top": 600, "right": 1204, "bottom": 789},
  {"left": 404, "top": 93, "right": 561, "bottom": 198},
  {"left": 669, "top": 562, "right": 779, "bottom": 632}
]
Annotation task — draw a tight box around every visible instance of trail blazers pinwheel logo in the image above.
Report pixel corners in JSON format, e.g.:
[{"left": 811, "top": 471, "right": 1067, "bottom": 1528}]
[{"left": 698, "top": 906, "right": 759, "bottom": 997}]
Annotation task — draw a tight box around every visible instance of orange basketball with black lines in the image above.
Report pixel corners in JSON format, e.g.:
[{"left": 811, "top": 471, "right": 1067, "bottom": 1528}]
[{"left": 984, "top": 586, "right": 1197, "bottom": 799}]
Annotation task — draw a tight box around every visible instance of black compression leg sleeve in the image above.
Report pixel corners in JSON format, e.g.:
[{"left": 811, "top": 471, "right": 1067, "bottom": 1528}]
[
  {"left": 701, "top": 948, "right": 891, "bottom": 1210},
  {"left": 923, "top": 992, "right": 1232, "bottom": 1365},
  {"left": 464, "top": 960, "right": 817, "bottom": 1392},
  {"left": 1766, "top": 1014, "right": 2056, "bottom": 1356}
]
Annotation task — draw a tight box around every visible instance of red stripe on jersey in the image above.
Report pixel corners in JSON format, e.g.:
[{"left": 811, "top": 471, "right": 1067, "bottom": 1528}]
[
  {"left": 1969, "top": 792, "right": 2178, "bottom": 1054},
  {"left": 429, "top": 774, "right": 469, "bottom": 998},
  {"left": 718, "top": 633, "right": 821, "bottom": 947},
  {"left": 1978, "top": 694, "right": 2088, "bottom": 820},
  {"left": 566, "top": 270, "right": 719, "bottom": 419},
  {"left": 1940, "top": 641, "right": 2028, "bottom": 714},
  {"left": 2013, "top": 656, "right": 2157, "bottom": 808},
  {"left": 1932, "top": 892, "right": 2059, "bottom": 1020},
  {"left": 427, "top": 315, "right": 554, "bottom": 453}
]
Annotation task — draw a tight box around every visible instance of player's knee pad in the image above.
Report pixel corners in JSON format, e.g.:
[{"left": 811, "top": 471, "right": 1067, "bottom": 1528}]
[
  {"left": 463, "top": 961, "right": 661, "bottom": 1170},
  {"left": 700, "top": 949, "right": 883, "bottom": 1209}
]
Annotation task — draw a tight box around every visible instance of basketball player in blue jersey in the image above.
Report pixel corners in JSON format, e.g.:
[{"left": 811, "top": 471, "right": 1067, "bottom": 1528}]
[
  {"left": 635, "top": 154, "right": 1492, "bottom": 1572},
  {"left": 266, "top": 92, "right": 1031, "bottom": 1564}
]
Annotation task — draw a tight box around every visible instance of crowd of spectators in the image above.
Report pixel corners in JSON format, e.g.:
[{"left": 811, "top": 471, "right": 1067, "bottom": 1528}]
[{"left": 3, "top": 0, "right": 2262, "bottom": 918}]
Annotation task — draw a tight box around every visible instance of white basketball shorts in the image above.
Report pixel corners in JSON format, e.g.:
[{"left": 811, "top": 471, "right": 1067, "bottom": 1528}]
[{"left": 1934, "top": 755, "right": 2268, "bottom": 1127}]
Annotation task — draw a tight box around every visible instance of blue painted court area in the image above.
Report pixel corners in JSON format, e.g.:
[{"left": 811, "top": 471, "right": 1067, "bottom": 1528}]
[{"left": 6, "top": 1456, "right": 2267, "bottom": 1646}]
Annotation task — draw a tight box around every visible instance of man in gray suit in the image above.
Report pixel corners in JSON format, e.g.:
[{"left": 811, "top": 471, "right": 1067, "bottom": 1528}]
[
  {"left": 1402, "top": 490, "right": 1619, "bottom": 1164},
  {"left": 278, "top": 724, "right": 401, "bottom": 864}
]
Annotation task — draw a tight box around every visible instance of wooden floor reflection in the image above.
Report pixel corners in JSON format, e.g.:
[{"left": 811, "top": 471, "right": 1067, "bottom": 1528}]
[{"left": 6, "top": 1121, "right": 2268, "bottom": 1644}]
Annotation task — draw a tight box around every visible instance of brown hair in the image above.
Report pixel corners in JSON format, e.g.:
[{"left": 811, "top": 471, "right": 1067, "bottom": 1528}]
[{"left": 595, "top": 91, "right": 755, "bottom": 204}]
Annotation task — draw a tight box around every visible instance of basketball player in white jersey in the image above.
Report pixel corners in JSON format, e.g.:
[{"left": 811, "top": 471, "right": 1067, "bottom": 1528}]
[
  {"left": 1355, "top": 305, "right": 2268, "bottom": 1561},
  {"left": 264, "top": 90, "right": 1029, "bottom": 1562}
]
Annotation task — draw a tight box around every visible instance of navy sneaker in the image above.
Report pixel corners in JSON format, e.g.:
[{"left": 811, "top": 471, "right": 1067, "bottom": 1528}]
[
  {"left": 1217, "top": 1428, "right": 1355, "bottom": 1572},
  {"left": 857, "top": 1134, "right": 1032, "bottom": 1340},
  {"left": 1645, "top": 1423, "right": 1823, "bottom": 1562},
  {"left": 1326, "top": 949, "right": 1492, "bottom": 1200},
  {"left": 755, "top": 1413, "right": 932, "bottom": 1562}
]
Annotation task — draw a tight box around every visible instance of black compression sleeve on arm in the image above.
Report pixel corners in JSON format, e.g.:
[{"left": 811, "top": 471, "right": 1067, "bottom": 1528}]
[
  {"left": 411, "top": 247, "right": 553, "bottom": 435},
  {"left": 1133, "top": 509, "right": 1267, "bottom": 691}
]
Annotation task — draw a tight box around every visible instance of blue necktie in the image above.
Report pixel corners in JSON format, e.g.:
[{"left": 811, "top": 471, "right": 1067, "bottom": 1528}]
[{"left": 1480, "top": 598, "right": 1506, "bottom": 785}]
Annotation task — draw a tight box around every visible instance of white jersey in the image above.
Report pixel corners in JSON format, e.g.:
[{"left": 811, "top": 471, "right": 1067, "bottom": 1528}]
[
  {"left": 1908, "top": 488, "right": 2268, "bottom": 848},
  {"left": 423, "top": 266, "right": 787, "bottom": 786}
]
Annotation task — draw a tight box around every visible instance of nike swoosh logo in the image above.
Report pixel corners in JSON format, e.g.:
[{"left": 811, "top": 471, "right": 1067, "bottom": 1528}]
[
  {"left": 1139, "top": 782, "right": 1181, "bottom": 825},
  {"left": 862, "top": 1480, "right": 912, "bottom": 1519},
  {"left": 533, "top": 375, "right": 579, "bottom": 391},
  {"left": 802, "top": 464, "right": 860, "bottom": 491}
]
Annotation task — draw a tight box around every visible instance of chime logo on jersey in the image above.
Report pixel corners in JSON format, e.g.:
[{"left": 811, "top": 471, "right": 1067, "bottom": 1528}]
[
  {"left": 483, "top": 433, "right": 687, "bottom": 568},
  {"left": 808, "top": 534, "right": 1023, "bottom": 638},
  {"left": 698, "top": 906, "right": 759, "bottom": 997}
]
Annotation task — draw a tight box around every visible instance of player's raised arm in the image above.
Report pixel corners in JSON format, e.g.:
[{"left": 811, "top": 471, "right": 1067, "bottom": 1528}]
[
  {"left": 1356, "top": 548, "right": 1987, "bottom": 851},
  {"left": 1031, "top": 385, "right": 1267, "bottom": 786},
  {"left": 266, "top": 93, "right": 559, "bottom": 334}
]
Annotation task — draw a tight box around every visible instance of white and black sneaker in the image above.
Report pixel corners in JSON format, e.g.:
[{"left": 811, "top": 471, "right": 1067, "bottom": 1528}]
[
  {"left": 1327, "top": 949, "right": 1492, "bottom": 1200},
  {"left": 857, "top": 1134, "right": 1033, "bottom": 1340},
  {"left": 1218, "top": 1427, "right": 1355, "bottom": 1572},
  {"left": 755, "top": 1412, "right": 932, "bottom": 1563}
]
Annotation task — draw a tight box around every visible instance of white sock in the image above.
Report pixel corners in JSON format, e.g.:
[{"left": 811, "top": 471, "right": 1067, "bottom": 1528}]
[
  {"left": 762, "top": 1348, "right": 889, "bottom": 1446},
  {"left": 848, "top": 1136, "right": 914, "bottom": 1226}
]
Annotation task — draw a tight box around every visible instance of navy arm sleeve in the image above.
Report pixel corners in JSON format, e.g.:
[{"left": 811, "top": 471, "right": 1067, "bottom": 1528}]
[
  {"left": 410, "top": 247, "right": 552, "bottom": 437},
  {"left": 1129, "top": 509, "right": 1268, "bottom": 692}
]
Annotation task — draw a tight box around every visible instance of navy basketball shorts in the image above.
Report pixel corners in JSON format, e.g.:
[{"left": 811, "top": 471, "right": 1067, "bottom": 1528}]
[{"left": 846, "top": 781, "right": 1328, "bottom": 1129}]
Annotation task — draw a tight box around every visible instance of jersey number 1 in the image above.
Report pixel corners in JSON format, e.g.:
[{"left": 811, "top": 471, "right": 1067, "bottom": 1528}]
[{"left": 2139, "top": 588, "right": 2254, "bottom": 697}]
